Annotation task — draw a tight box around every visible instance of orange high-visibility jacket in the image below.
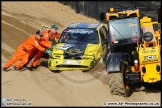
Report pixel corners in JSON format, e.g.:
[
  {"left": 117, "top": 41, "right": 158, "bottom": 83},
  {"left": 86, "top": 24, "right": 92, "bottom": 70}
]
[
  {"left": 31, "top": 30, "right": 60, "bottom": 67},
  {"left": 4, "top": 35, "right": 45, "bottom": 69},
  {"left": 21, "top": 35, "right": 46, "bottom": 52}
]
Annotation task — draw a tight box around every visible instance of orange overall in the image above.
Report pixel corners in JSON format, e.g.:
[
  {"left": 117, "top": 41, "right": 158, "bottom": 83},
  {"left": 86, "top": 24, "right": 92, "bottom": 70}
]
[
  {"left": 31, "top": 30, "right": 60, "bottom": 67},
  {"left": 4, "top": 35, "right": 45, "bottom": 69},
  {"left": 31, "top": 30, "right": 52, "bottom": 67}
]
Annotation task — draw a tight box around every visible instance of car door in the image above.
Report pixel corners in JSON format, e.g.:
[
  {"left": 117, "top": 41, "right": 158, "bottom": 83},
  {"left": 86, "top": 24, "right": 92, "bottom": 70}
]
[{"left": 99, "top": 26, "right": 108, "bottom": 63}]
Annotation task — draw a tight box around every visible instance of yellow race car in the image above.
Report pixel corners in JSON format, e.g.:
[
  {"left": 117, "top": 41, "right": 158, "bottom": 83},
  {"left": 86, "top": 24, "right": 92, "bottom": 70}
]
[{"left": 47, "top": 23, "right": 108, "bottom": 72}]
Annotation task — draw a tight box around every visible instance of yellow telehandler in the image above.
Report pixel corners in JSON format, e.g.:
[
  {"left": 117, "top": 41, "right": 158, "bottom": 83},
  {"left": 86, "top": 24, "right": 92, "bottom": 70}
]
[{"left": 100, "top": 6, "right": 161, "bottom": 97}]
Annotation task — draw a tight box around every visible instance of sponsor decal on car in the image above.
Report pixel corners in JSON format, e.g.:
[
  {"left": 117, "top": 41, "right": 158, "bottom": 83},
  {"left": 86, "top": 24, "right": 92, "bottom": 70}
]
[
  {"left": 65, "top": 48, "right": 83, "bottom": 54},
  {"left": 67, "top": 29, "right": 93, "bottom": 34}
]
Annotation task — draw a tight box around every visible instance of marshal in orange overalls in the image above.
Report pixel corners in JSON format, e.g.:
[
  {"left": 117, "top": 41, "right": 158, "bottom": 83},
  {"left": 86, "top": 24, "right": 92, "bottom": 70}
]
[{"left": 31, "top": 29, "right": 60, "bottom": 67}]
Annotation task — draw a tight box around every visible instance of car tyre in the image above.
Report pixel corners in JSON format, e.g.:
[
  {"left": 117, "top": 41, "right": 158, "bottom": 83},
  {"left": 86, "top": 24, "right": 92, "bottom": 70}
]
[{"left": 51, "top": 70, "right": 61, "bottom": 73}]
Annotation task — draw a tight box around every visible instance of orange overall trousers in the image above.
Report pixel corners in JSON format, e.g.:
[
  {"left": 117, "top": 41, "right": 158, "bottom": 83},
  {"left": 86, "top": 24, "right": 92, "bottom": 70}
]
[{"left": 4, "top": 35, "right": 45, "bottom": 69}]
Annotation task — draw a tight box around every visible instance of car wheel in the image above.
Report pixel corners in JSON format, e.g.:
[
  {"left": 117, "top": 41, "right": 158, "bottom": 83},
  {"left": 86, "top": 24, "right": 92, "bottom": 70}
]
[{"left": 82, "top": 70, "right": 89, "bottom": 72}]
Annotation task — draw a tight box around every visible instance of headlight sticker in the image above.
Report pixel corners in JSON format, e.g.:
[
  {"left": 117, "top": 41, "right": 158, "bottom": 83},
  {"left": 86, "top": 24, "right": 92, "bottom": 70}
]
[{"left": 58, "top": 44, "right": 74, "bottom": 50}]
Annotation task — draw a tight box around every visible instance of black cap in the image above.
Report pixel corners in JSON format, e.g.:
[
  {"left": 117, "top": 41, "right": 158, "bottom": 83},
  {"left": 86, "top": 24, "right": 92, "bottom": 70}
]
[{"left": 36, "top": 30, "right": 43, "bottom": 37}]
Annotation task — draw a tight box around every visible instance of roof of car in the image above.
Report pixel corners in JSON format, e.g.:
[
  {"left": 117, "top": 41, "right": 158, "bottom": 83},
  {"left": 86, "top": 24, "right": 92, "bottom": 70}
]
[{"left": 66, "top": 23, "right": 102, "bottom": 29}]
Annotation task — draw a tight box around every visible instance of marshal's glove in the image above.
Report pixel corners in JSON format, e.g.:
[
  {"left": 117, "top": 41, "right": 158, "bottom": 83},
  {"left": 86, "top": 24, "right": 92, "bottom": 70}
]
[
  {"left": 45, "top": 45, "right": 55, "bottom": 56},
  {"left": 45, "top": 49, "right": 52, "bottom": 55},
  {"left": 49, "top": 45, "right": 55, "bottom": 50}
]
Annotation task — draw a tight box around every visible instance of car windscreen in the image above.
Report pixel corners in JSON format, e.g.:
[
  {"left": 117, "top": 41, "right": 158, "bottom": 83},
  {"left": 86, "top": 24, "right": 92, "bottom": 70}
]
[
  {"left": 108, "top": 17, "right": 140, "bottom": 44},
  {"left": 58, "top": 29, "right": 99, "bottom": 44}
]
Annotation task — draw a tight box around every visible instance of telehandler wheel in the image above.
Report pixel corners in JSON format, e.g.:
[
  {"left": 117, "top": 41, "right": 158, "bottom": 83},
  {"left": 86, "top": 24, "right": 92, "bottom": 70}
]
[{"left": 108, "top": 61, "right": 131, "bottom": 97}]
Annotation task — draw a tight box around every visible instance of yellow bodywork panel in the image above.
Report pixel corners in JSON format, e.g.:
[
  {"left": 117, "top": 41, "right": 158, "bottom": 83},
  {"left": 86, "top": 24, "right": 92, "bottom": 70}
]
[
  {"left": 139, "top": 46, "right": 161, "bottom": 83},
  {"left": 47, "top": 23, "right": 108, "bottom": 71},
  {"left": 138, "top": 16, "right": 161, "bottom": 83},
  {"left": 139, "top": 47, "right": 160, "bottom": 64},
  {"left": 140, "top": 63, "right": 161, "bottom": 83},
  {"left": 49, "top": 43, "right": 101, "bottom": 71}
]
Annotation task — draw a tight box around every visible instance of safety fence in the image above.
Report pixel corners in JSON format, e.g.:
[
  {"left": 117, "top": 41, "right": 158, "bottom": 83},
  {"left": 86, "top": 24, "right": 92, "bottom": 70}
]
[{"left": 58, "top": 1, "right": 160, "bottom": 22}]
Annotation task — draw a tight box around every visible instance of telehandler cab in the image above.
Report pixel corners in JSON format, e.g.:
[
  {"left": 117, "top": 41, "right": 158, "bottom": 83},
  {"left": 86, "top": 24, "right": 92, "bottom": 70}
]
[{"left": 100, "top": 6, "right": 161, "bottom": 97}]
